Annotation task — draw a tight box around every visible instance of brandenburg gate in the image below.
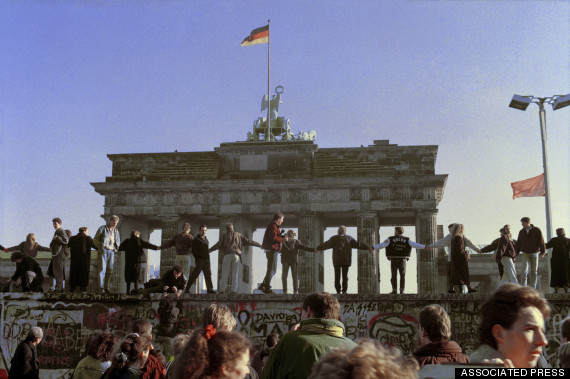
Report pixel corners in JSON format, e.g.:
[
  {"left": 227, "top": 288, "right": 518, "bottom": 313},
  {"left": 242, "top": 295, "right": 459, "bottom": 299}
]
[{"left": 91, "top": 88, "right": 447, "bottom": 295}]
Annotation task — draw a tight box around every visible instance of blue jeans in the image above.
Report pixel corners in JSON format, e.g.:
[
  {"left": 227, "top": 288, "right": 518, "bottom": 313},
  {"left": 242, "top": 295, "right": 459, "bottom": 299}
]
[
  {"left": 98, "top": 249, "right": 115, "bottom": 290},
  {"left": 521, "top": 252, "right": 539, "bottom": 289}
]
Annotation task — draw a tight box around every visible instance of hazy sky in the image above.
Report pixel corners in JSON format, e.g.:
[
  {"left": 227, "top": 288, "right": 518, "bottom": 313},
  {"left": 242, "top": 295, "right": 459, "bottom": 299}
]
[{"left": 1, "top": 0, "right": 568, "bottom": 294}]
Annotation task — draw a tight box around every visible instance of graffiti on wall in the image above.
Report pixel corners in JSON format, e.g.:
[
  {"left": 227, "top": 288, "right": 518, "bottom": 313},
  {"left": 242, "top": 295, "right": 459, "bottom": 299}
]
[{"left": 1, "top": 293, "right": 569, "bottom": 378}]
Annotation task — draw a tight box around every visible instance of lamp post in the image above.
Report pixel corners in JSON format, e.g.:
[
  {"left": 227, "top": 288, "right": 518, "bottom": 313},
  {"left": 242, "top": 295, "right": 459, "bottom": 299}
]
[{"left": 509, "top": 93, "right": 570, "bottom": 242}]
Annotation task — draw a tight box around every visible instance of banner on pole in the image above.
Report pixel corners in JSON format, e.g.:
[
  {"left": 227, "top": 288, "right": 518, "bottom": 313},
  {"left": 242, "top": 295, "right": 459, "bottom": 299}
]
[{"left": 511, "top": 173, "right": 545, "bottom": 199}]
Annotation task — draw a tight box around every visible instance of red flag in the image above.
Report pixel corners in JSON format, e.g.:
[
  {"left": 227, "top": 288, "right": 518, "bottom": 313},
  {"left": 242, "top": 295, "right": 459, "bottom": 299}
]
[
  {"left": 241, "top": 25, "right": 269, "bottom": 47},
  {"left": 511, "top": 173, "right": 545, "bottom": 200}
]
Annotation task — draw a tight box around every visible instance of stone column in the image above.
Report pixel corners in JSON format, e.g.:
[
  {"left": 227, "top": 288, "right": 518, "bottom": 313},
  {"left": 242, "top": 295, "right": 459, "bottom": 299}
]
[
  {"left": 357, "top": 213, "right": 380, "bottom": 294},
  {"left": 159, "top": 216, "right": 179, "bottom": 277},
  {"left": 217, "top": 217, "right": 255, "bottom": 293},
  {"left": 298, "top": 214, "right": 324, "bottom": 293},
  {"left": 415, "top": 210, "right": 438, "bottom": 294}
]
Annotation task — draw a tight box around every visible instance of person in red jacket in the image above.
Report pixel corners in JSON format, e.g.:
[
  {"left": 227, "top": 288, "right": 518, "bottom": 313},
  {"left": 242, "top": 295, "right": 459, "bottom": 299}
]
[
  {"left": 259, "top": 212, "right": 285, "bottom": 294},
  {"left": 413, "top": 304, "right": 469, "bottom": 367}
]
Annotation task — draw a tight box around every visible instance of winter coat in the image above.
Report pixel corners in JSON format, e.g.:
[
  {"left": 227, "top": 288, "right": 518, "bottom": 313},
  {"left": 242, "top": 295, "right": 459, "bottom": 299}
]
[
  {"left": 8, "top": 340, "right": 39, "bottom": 379},
  {"left": 516, "top": 225, "right": 546, "bottom": 254},
  {"left": 413, "top": 341, "right": 470, "bottom": 367},
  {"left": 316, "top": 235, "right": 369, "bottom": 267},
  {"left": 262, "top": 221, "right": 284, "bottom": 252},
  {"left": 280, "top": 239, "right": 314, "bottom": 265}
]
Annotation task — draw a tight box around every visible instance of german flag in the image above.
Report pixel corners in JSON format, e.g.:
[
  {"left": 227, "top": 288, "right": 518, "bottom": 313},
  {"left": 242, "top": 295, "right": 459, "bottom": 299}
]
[{"left": 241, "top": 25, "right": 269, "bottom": 47}]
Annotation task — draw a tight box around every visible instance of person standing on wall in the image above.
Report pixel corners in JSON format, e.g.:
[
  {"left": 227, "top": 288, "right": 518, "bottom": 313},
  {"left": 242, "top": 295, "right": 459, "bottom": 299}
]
[
  {"left": 259, "top": 212, "right": 285, "bottom": 294},
  {"left": 94, "top": 215, "right": 121, "bottom": 294},
  {"left": 68, "top": 227, "right": 97, "bottom": 293},
  {"left": 316, "top": 226, "right": 372, "bottom": 295},
  {"left": 515, "top": 216, "right": 546, "bottom": 289},
  {"left": 160, "top": 223, "right": 194, "bottom": 285},
  {"left": 118, "top": 230, "right": 159, "bottom": 294},
  {"left": 546, "top": 228, "right": 570, "bottom": 293},
  {"left": 280, "top": 230, "right": 314, "bottom": 295},
  {"left": 49, "top": 217, "right": 69, "bottom": 293},
  {"left": 209, "top": 222, "right": 262, "bottom": 294},
  {"left": 374, "top": 226, "right": 427, "bottom": 294},
  {"left": 186, "top": 225, "right": 216, "bottom": 294}
]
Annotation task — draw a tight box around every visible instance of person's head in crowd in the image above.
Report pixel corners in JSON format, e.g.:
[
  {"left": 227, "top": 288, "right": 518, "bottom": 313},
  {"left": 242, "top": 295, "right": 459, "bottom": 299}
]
[
  {"left": 447, "top": 224, "right": 456, "bottom": 233},
  {"left": 10, "top": 252, "right": 24, "bottom": 263},
  {"left": 226, "top": 223, "right": 234, "bottom": 232},
  {"left": 175, "top": 326, "right": 250, "bottom": 379},
  {"left": 172, "top": 264, "right": 184, "bottom": 278},
  {"left": 78, "top": 227, "right": 88, "bottom": 235},
  {"left": 26, "top": 327, "right": 43, "bottom": 346},
  {"left": 394, "top": 226, "right": 404, "bottom": 236},
  {"left": 302, "top": 292, "right": 340, "bottom": 320},
  {"left": 308, "top": 340, "right": 419, "bottom": 379},
  {"left": 520, "top": 217, "right": 531, "bottom": 229},
  {"left": 103, "top": 334, "right": 151, "bottom": 378},
  {"left": 172, "top": 333, "right": 192, "bottom": 357},
  {"left": 337, "top": 226, "right": 346, "bottom": 235},
  {"left": 557, "top": 228, "right": 566, "bottom": 237},
  {"left": 200, "top": 303, "right": 237, "bottom": 331},
  {"left": 131, "top": 230, "right": 141, "bottom": 238},
  {"left": 451, "top": 224, "right": 464, "bottom": 237},
  {"left": 26, "top": 233, "right": 36, "bottom": 243},
  {"left": 503, "top": 225, "right": 511, "bottom": 237},
  {"left": 65, "top": 229, "right": 72, "bottom": 238},
  {"left": 561, "top": 318, "right": 570, "bottom": 344},
  {"left": 109, "top": 215, "right": 119, "bottom": 228},
  {"left": 133, "top": 319, "right": 153, "bottom": 339},
  {"left": 87, "top": 332, "right": 117, "bottom": 362},
  {"left": 182, "top": 223, "right": 191, "bottom": 234},
  {"left": 418, "top": 304, "right": 451, "bottom": 346},
  {"left": 273, "top": 212, "right": 284, "bottom": 225},
  {"left": 264, "top": 333, "right": 279, "bottom": 349},
  {"left": 478, "top": 283, "right": 549, "bottom": 368},
  {"left": 52, "top": 217, "right": 62, "bottom": 229}
]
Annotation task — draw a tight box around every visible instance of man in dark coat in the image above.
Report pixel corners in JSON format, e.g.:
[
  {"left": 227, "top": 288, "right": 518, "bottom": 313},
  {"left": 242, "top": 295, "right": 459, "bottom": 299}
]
[
  {"left": 118, "top": 230, "right": 159, "bottom": 293},
  {"left": 8, "top": 327, "right": 43, "bottom": 379},
  {"left": 259, "top": 212, "right": 285, "bottom": 294},
  {"left": 9, "top": 252, "right": 44, "bottom": 292},
  {"left": 68, "top": 227, "right": 97, "bottom": 292},
  {"left": 547, "top": 228, "right": 570, "bottom": 293},
  {"left": 143, "top": 264, "right": 187, "bottom": 296},
  {"left": 49, "top": 217, "right": 69, "bottom": 292},
  {"left": 186, "top": 225, "right": 215, "bottom": 294},
  {"left": 414, "top": 304, "right": 469, "bottom": 367},
  {"left": 316, "top": 226, "right": 371, "bottom": 294}
]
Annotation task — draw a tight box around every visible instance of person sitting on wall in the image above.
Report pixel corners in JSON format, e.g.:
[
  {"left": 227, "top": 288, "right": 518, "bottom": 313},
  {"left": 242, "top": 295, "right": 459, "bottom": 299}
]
[
  {"left": 143, "top": 264, "right": 187, "bottom": 297},
  {"left": 413, "top": 304, "right": 469, "bottom": 367},
  {"left": 8, "top": 252, "right": 44, "bottom": 292}
]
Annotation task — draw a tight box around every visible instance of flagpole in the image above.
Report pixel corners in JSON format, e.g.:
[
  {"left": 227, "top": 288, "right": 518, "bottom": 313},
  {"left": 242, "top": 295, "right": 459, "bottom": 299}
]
[{"left": 266, "top": 20, "right": 271, "bottom": 141}]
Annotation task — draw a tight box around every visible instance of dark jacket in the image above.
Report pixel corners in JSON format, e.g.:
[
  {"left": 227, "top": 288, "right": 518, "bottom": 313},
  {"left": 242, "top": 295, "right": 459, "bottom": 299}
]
[
  {"left": 414, "top": 341, "right": 470, "bottom": 368},
  {"left": 50, "top": 227, "right": 69, "bottom": 257},
  {"left": 316, "top": 235, "right": 370, "bottom": 267},
  {"left": 119, "top": 236, "right": 158, "bottom": 265},
  {"left": 497, "top": 234, "right": 518, "bottom": 259},
  {"left": 161, "top": 269, "right": 187, "bottom": 292},
  {"left": 160, "top": 233, "right": 193, "bottom": 255},
  {"left": 7, "top": 241, "right": 50, "bottom": 258},
  {"left": 280, "top": 239, "right": 314, "bottom": 265},
  {"left": 262, "top": 221, "right": 284, "bottom": 251},
  {"left": 546, "top": 236, "right": 570, "bottom": 257},
  {"left": 516, "top": 225, "right": 546, "bottom": 255},
  {"left": 210, "top": 231, "right": 261, "bottom": 258},
  {"left": 192, "top": 235, "right": 210, "bottom": 260},
  {"left": 9, "top": 339, "right": 39, "bottom": 379},
  {"left": 68, "top": 233, "right": 97, "bottom": 289}
]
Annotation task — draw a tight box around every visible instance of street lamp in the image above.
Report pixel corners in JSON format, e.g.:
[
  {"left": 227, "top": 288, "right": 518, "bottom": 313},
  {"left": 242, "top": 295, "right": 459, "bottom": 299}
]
[{"left": 509, "top": 93, "right": 570, "bottom": 241}]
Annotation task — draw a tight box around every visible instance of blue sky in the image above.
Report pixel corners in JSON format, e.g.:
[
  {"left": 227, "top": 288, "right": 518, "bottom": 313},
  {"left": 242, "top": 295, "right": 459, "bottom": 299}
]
[{"left": 1, "top": 0, "right": 568, "bottom": 293}]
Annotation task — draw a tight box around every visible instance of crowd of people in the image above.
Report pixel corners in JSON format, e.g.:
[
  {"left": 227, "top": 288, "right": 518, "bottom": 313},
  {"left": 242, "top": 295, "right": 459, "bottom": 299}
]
[
  {"left": 2, "top": 213, "right": 568, "bottom": 296},
  {"left": 8, "top": 284, "right": 570, "bottom": 378}
]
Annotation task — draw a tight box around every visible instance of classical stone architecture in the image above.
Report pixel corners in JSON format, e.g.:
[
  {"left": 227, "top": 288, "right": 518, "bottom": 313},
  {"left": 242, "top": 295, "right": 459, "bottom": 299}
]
[{"left": 91, "top": 139, "right": 447, "bottom": 294}]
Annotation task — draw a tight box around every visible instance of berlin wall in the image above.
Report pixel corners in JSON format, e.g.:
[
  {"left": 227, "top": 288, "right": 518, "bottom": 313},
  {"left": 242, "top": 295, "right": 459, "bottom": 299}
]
[{"left": 1, "top": 293, "right": 569, "bottom": 378}]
